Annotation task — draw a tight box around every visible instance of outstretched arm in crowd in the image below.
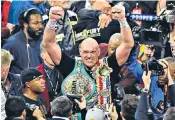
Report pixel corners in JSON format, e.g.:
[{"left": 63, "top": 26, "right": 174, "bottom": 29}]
[
  {"left": 111, "top": 5, "right": 134, "bottom": 66},
  {"left": 135, "top": 71, "right": 151, "bottom": 120},
  {"left": 42, "top": 6, "right": 64, "bottom": 65},
  {"left": 156, "top": 0, "right": 166, "bottom": 15}
]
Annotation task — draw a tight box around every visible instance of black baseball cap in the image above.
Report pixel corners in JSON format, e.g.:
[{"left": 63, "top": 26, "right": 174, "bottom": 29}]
[{"left": 21, "top": 68, "right": 42, "bottom": 86}]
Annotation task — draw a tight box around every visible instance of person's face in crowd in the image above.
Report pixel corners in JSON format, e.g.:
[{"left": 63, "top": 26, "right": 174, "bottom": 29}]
[
  {"left": 158, "top": 60, "right": 169, "bottom": 85},
  {"left": 169, "top": 36, "right": 175, "bottom": 56},
  {"left": 41, "top": 51, "right": 55, "bottom": 68},
  {"left": 80, "top": 39, "right": 100, "bottom": 68},
  {"left": 26, "top": 75, "right": 45, "bottom": 94},
  {"left": 48, "top": 0, "right": 70, "bottom": 8},
  {"left": 144, "top": 45, "right": 155, "bottom": 60},
  {"left": 1, "top": 64, "right": 10, "bottom": 85},
  {"left": 108, "top": 39, "right": 121, "bottom": 56},
  {"left": 26, "top": 14, "right": 43, "bottom": 39}
]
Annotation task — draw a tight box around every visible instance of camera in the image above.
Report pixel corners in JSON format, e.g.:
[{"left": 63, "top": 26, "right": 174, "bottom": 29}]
[
  {"left": 132, "top": 3, "right": 175, "bottom": 49},
  {"left": 158, "top": 3, "right": 175, "bottom": 24},
  {"left": 25, "top": 103, "right": 37, "bottom": 120},
  {"left": 67, "top": 94, "right": 82, "bottom": 113},
  {"left": 114, "top": 83, "right": 125, "bottom": 100},
  {"left": 142, "top": 57, "right": 164, "bottom": 76}
]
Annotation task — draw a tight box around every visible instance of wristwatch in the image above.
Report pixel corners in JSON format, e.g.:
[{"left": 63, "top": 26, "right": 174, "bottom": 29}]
[{"left": 142, "top": 88, "right": 149, "bottom": 94}]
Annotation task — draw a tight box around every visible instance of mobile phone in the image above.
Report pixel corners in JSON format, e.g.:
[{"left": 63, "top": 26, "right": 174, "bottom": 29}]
[
  {"left": 66, "top": 94, "right": 82, "bottom": 102},
  {"left": 66, "top": 94, "right": 82, "bottom": 113}
]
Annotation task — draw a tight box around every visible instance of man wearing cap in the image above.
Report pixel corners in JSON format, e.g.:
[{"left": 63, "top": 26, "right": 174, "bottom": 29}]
[{"left": 20, "top": 68, "right": 47, "bottom": 120}]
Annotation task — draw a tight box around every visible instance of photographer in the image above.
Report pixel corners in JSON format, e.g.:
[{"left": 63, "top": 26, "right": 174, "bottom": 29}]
[
  {"left": 49, "top": 95, "right": 87, "bottom": 120},
  {"left": 135, "top": 58, "right": 175, "bottom": 120},
  {"left": 168, "top": 27, "right": 175, "bottom": 57},
  {"left": 158, "top": 59, "right": 175, "bottom": 106},
  {"left": 5, "top": 96, "right": 45, "bottom": 120}
]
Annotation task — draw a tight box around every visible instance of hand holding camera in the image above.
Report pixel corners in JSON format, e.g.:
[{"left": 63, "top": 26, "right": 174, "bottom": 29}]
[
  {"left": 32, "top": 106, "right": 45, "bottom": 120},
  {"left": 158, "top": 59, "right": 174, "bottom": 86},
  {"left": 26, "top": 103, "right": 45, "bottom": 120},
  {"left": 74, "top": 95, "right": 86, "bottom": 110},
  {"left": 67, "top": 94, "right": 85, "bottom": 113}
]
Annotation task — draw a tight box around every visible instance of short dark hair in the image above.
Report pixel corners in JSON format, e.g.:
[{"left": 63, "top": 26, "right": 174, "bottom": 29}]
[
  {"left": 164, "top": 107, "right": 175, "bottom": 120},
  {"left": 51, "top": 96, "right": 73, "bottom": 117},
  {"left": 23, "top": 8, "right": 41, "bottom": 23},
  {"left": 11, "top": 8, "right": 41, "bottom": 35},
  {"left": 5, "top": 96, "right": 26, "bottom": 118},
  {"left": 121, "top": 94, "right": 139, "bottom": 120}
]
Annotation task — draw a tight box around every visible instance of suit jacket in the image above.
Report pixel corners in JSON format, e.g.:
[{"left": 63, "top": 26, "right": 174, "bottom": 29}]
[{"left": 6, "top": 72, "right": 22, "bottom": 97}]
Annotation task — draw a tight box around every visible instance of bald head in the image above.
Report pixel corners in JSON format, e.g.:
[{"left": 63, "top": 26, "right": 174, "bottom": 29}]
[
  {"left": 109, "top": 33, "right": 122, "bottom": 45},
  {"left": 108, "top": 33, "right": 122, "bottom": 56},
  {"left": 80, "top": 38, "right": 99, "bottom": 49}
]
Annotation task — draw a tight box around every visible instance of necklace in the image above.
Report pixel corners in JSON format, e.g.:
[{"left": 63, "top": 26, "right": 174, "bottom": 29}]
[{"left": 44, "top": 69, "right": 59, "bottom": 96}]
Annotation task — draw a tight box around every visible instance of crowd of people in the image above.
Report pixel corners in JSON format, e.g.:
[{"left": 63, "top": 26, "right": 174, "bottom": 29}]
[{"left": 1, "top": 0, "right": 175, "bottom": 120}]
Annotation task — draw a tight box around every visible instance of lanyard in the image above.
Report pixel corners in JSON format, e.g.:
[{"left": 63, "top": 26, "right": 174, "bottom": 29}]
[{"left": 44, "top": 69, "right": 59, "bottom": 96}]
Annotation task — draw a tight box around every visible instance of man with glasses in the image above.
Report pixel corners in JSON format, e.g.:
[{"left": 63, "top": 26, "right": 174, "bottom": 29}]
[
  {"left": 3, "top": 9, "right": 43, "bottom": 74},
  {"left": 20, "top": 68, "right": 47, "bottom": 120}
]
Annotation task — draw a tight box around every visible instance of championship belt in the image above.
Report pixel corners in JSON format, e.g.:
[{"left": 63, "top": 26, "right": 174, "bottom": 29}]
[
  {"left": 91, "top": 57, "right": 112, "bottom": 111},
  {"left": 61, "top": 58, "right": 96, "bottom": 102},
  {"left": 61, "top": 57, "right": 112, "bottom": 111}
]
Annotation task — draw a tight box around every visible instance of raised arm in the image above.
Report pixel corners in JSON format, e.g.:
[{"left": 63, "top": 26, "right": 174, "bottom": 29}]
[
  {"left": 156, "top": 0, "right": 166, "bottom": 15},
  {"left": 42, "top": 6, "right": 64, "bottom": 65},
  {"left": 111, "top": 5, "right": 134, "bottom": 66}
]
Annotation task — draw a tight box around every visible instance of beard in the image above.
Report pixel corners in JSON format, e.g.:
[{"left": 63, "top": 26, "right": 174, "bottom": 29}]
[{"left": 27, "top": 26, "right": 43, "bottom": 39}]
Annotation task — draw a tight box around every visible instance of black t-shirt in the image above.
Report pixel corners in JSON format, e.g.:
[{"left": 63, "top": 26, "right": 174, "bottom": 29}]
[
  {"left": 21, "top": 94, "right": 47, "bottom": 120},
  {"left": 44, "top": 64, "right": 63, "bottom": 101},
  {"left": 55, "top": 51, "right": 122, "bottom": 99}
]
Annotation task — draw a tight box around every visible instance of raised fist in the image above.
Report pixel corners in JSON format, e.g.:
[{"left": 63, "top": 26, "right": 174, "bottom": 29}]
[
  {"left": 111, "top": 5, "right": 125, "bottom": 20},
  {"left": 49, "top": 6, "right": 64, "bottom": 21}
]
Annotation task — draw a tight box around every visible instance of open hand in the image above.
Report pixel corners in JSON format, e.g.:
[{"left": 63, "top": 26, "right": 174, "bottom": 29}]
[{"left": 98, "top": 14, "right": 112, "bottom": 29}]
